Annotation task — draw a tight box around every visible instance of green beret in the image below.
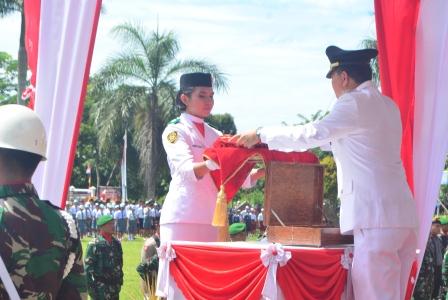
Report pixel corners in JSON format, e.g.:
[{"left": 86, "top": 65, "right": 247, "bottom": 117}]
[
  {"left": 440, "top": 215, "right": 448, "bottom": 225},
  {"left": 229, "top": 222, "right": 246, "bottom": 235},
  {"left": 97, "top": 215, "right": 114, "bottom": 227}
]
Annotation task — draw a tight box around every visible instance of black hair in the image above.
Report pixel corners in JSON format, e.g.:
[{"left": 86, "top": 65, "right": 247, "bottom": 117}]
[
  {"left": 334, "top": 64, "right": 372, "bottom": 84},
  {"left": 175, "top": 87, "right": 195, "bottom": 111},
  {"left": 0, "top": 148, "right": 42, "bottom": 178}
]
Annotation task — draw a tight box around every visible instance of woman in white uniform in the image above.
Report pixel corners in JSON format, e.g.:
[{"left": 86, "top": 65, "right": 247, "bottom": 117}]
[
  {"left": 161, "top": 73, "right": 264, "bottom": 243},
  {"left": 160, "top": 72, "right": 222, "bottom": 243}
]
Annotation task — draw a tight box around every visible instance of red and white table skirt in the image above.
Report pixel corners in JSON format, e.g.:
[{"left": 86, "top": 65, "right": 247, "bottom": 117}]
[{"left": 156, "top": 241, "right": 354, "bottom": 300}]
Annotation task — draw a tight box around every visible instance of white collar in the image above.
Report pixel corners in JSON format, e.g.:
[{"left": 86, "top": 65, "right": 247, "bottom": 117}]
[
  {"left": 182, "top": 112, "right": 204, "bottom": 124},
  {"left": 355, "top": 80, "right": 373, "bottom": 91}
]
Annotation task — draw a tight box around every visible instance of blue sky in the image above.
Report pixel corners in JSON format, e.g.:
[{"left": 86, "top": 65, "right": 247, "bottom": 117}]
[{"left": 0, "top": 0, "right": 376, "bottom": 131}]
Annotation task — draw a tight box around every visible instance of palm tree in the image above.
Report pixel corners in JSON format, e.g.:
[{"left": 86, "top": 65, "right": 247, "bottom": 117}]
[
  {"left": 282, "top": 109, "right": 329, "bottom": 127},
  {"left": 92, "top": 22, "right": 229, "bottom": 199},
  {"left": 0, "top": 0, "right": 27, "bottom": 105}
]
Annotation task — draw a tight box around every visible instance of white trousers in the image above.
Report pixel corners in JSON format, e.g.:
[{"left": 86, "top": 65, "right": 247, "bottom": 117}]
[
  {"left": 352, "top": 228, "right": 417, "bottom": 300},
  {"left": 160, "top": 223, "right": 218, "bottom": 244}
]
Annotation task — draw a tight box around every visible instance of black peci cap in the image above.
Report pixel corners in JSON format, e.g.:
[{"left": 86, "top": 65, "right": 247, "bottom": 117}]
[
  {"left": 180, "top": 72, "right": 212, "bottom": 89},
  {"left": 325, "top": 46, "right": 378, "bottom": 78}
]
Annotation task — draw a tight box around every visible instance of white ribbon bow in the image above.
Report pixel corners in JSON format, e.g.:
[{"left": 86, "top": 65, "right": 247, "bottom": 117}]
[
  {"left": 340, "top": 247, "right": 353, "bottom": 270},
  {"left": 155, "top": 242, "right": 176, "bottom": 297},
  {"left": 260, "top": 243, "right": 292, "bottom": 300},
  {"left": 340, "top": 246, "right": 354, "bottom": 300}
]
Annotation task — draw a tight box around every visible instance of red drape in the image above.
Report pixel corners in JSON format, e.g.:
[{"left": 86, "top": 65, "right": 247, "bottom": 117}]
[
  {"left": 374, "top": 1, "right": 421, "bottom": 298},
  {"left": 170, "top": 244, "right": 347, "bottom": 300},
  {"left": 374, "top": 0, "right": 420, "bottom": 191},
  {"left": 204, "top": 136, "right": 319, "bottom": 202},
  {"left": 23, "top": 0, "right": 41, "bottom": 108}
]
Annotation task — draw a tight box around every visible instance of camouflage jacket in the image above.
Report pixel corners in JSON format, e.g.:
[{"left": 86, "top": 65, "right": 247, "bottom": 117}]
[
  {"left": 0, "top": 183, "right": 87, "bottom": 300},
  {"left": 84, "top": 235, "right": 123, "bottom": 299},
  {"left": 413, "top": 237, "right": 435, "bottom": 300},
  {"left": 442, "top": 247, "right": 448, "bottom": 300}
]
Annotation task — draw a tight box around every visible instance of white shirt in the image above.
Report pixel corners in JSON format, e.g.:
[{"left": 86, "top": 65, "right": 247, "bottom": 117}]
[
  {"left": 114, "top": 210, "right": 126, "bottom": 219},
  {"left": 259, "top": 81, "right": 418, "bottom": 234},
  {"left": 136, "top": 206, "right": 144, "bottom": 218},
  {"left": 127, "top": 209, "right": 136, "bottom": 220},
  {"left": 76, "top": 210, "right": 86, "bottom": 220},
  {"left": 161, "top": 112, "right": 221, "bottom": 225}
]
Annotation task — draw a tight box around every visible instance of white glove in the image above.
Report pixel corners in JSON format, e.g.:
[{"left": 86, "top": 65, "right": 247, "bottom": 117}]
[{"left": 205, "top": 159, "right": 220, "bottom": 171}]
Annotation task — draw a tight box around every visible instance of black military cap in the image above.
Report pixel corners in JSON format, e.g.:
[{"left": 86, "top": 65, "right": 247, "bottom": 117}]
[
  {"left": 180, "top": 72, "right": 212, "bottom": 89},
  {"left": 325, "top": 46, "right": 378, "bottom": 78}
]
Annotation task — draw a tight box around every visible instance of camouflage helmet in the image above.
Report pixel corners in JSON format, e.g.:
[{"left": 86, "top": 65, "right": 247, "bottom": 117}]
[{"left": 0, "top": 104, "right": 47, "bottom": 160}]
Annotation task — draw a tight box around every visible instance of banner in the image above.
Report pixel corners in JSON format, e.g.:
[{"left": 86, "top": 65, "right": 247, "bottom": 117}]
[{"left": 25, "top": 0, "right": 102, "bottom": 208}]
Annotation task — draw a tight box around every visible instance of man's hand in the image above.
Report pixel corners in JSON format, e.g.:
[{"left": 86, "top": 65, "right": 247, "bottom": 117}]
[{"left": 230, "top": 130, "right": 260, "bottom": 148}]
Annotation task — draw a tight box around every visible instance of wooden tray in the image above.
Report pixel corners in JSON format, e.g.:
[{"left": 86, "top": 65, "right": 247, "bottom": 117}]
[{"left": 267, "top": 226, "right": 353, "bottom": 247}]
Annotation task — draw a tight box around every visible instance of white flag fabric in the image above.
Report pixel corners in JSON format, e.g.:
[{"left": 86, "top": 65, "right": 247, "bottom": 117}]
[
  {"left": 30, "top": 0, "right": 102, "bottom": 207},
  {"left": 414, "top": 0, "right": 448, "bottom": 264}
]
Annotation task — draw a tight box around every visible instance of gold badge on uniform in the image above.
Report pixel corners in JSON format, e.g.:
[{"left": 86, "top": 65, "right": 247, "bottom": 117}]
[{"left": 167, "top": 131, "right": 178, "bottom": 143}]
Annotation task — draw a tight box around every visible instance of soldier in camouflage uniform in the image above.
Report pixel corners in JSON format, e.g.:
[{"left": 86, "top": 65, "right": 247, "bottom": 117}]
[
  {"left": 439, "top": 215, "right": 448, "bottom": 300},
  {"left": 85, "top": 215, "right": 123, "bottom": 300},
  {"left": 413, "top": 235, "right": 436, "bottom": 299},
  {"left": 0, "top": 104, "right": 87, "bottom": 299},
  {"left": 442, "top": 242, "right": 448, "bottom": 300}
]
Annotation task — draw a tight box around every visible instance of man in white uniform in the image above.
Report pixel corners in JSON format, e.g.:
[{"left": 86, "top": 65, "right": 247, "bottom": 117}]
[{"left": 233, "top": 46, "right": 418, "bottom": 300}]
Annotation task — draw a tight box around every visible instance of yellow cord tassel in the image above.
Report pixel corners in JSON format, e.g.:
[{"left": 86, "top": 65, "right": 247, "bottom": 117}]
[{"left": 212, "top": 185, "right": 228, "bottom": 227}]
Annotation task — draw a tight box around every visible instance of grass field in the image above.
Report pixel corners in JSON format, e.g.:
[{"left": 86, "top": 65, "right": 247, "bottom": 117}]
[{"left": 81, "top": 236, "right": 145, "bottom": 300}]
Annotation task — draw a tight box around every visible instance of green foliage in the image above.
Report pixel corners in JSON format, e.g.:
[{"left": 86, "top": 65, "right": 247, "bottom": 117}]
[
  {"left": 0, "top": 0, "right": 20, "bottom": 17},
  {"left": 232, "top": 176, "right": 265, "bottom": 208},
  {"left": 206, "top": 113, "right": 237, "bottom": 134},
  {"left": 440, "top": 185, "right": 448, "bottom": 208},
  {"left": 321, "top": 155, "right": 339, "bottom": 226},
  {"left": 439, "top": 156, "right": 448, "bottom": 210},
  {"left": 0, "top": 51, "right": 18, "bottom": 104}
]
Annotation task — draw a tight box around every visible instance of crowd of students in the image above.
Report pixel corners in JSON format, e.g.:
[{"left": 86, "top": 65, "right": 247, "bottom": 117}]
[{"left": 65, "top": 198, "right": 161, "bottom": 240}]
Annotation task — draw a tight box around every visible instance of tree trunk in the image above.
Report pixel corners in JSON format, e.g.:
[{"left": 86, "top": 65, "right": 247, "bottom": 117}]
[
  {"left": 95, "top": 155, "right": 101, "bottom": 196},
  {"left": 145, "top": 93, "right": 158, "bottom": 199},
  {"left": 17, "top": 7, "right": 27, "bottom": 105}
]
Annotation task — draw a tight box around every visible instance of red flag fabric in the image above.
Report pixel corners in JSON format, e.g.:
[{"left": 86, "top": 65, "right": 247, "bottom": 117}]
[
  {"left": 23, "top": 0, "right": 41, "bottom": 108},
  {"left": 374, "top": 0, "right": 420, "bottom": 192},
  {"left": 27, "top": 0, "right": 103, "bottom": 208},
  {"left": 203, "top": 135, "right": 319, "bottom": 202}
]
